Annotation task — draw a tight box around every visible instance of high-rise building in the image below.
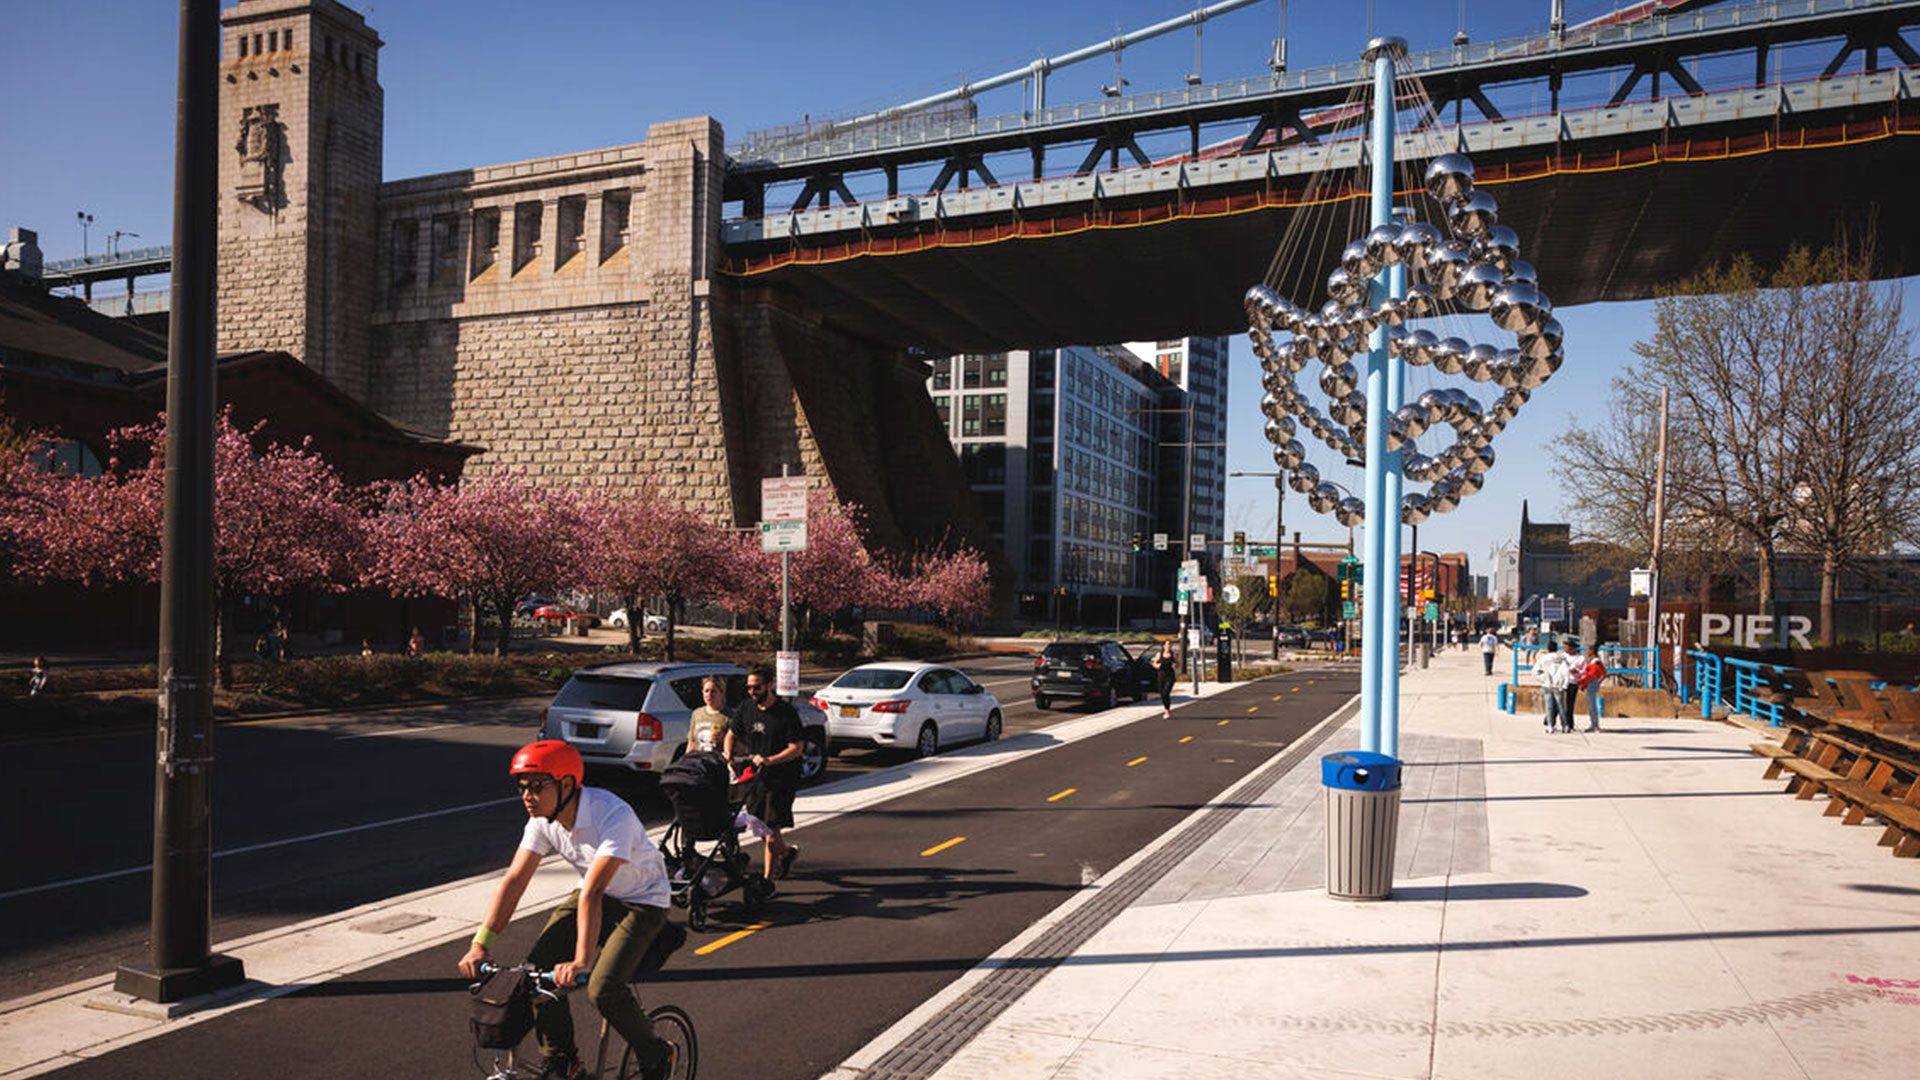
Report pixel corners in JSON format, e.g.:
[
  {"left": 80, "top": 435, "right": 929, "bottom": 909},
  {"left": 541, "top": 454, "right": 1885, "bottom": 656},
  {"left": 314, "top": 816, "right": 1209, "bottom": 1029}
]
[
  {"left": 928, "top": 345, "right": 1183, "bottom": 621},
  {"left": 1127, "top": 337, "right": 1230, "bottom": 551}
]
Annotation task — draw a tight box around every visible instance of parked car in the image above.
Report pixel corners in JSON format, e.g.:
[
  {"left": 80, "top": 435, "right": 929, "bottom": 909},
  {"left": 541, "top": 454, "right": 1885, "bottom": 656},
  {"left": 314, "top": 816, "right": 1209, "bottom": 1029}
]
[
  {"left": 1277, "top": 626, "right": 1310, "bottom": 647},
  {"left": 532, "top": 604, "right": 599, "bottom": 627},
  {"left": 1030, "top": 640, "right": 1150, "bottom": 710},
  {"left": 813, "top": 662, "right": 1003, "bottom": 758},
  {"left": 605, "top": 609, "right": 670, "bottom": 632},
  {"left": 539, "top": 662, "right": 830, "bottom": 783},
  {"left": 515, "top": 595, "right": 556, "bottom": 618}
]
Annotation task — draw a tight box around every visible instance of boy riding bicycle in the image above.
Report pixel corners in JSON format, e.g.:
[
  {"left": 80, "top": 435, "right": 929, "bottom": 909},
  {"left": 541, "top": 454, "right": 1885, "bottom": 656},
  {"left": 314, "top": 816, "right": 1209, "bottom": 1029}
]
[{"left": 460, "top": 740, "right": 676, "bottom": 1080}]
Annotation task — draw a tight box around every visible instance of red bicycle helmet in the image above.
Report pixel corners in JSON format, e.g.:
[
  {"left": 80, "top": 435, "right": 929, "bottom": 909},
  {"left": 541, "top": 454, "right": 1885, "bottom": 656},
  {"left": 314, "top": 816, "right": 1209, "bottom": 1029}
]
[{"left": 510, "top": 740, "right": 584, "bottom": 785}]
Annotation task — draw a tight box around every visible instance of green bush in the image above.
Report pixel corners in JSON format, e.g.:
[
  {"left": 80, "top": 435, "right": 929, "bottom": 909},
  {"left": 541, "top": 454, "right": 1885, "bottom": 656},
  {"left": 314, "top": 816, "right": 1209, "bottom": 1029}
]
[{"left": 888, "top": 624, "right": 955, "bottom": 659}]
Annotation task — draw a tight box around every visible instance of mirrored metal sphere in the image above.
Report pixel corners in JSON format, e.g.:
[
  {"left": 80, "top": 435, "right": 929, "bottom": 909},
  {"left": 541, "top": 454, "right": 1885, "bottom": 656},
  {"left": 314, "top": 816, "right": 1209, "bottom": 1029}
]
[
  {"left": 1376, "top": 296, "right": 1408, "bottom": 328},
  {"left": 1328, "top": 392, "right": 1366, "bottom": 428},
  {"left": 1343, "top": 305, "right": 1380, "bottom": 338},
  {"left": 1448, "top": 190, "right": 1500, "bottom": 240},
  {"left": 1310, "top": 483, "right": 1341, "bottom": 513},
  {"left": 1468, "top": 445, "right": 1495, "bottom": 476},
  {"left": 1504, "top": 259, "right": 1538, "bottom": 287},
  {"left": 1365, "top": 223, "right": 1405, "bottom": 268},
  {"left": 1385, "top": 324, "right": 1409, "bottom": 358},
  {"left": 1403, "top": 282, "right": 1437, "bottom": 318},
  {"left": 1326, "top": 266, "right": 1362, "bottom": 307},
  {"left": 1490, "top": 282, "right": 1552, "bottom": 335},
  {"left": 1386, "top": 414, "right": 1411, "bottom": 452},
  {"left": 1395, "top": 222, "right": 1443, "bottom": 272},
  {"left": 1425, "top": 153, "right": 1476, "bottom": 202},
  {"left": 1401, "top": 492, "right": 1432, "bottom": 525},
  {"left": 1341, "top": 239, "right": 1379, "bottom": 282},
  {"left": 1423, "top": 239, "right": 1472, "bottom": 295},
  {"left": 1492, "top": 359, "right": 1524, "bottom": 391},
  {"left": 1429, "top": 480, "right": 1463, "bottom": 514},
  {"left": 1320, "top": 362, "right": 1359, "bottom": 399},
  {"left": 1264, "top": 415, "right": 1295, "bottom": 442},
  {"left": 1320, "top": 336, "right": 1354, "bottom": 367},
  {"left": 1289, "top": 462, "right": 1320, "bottom": 494},
  {"left": 1405, "top": 329, "right": 1439, "bottom": 366},
  {"left": 1455, "top": 262, "right": 1505, "bottom": 310},
  {"left": 1245, "top": 284, "right": 1282, "bottom": 329},
  {"left": 1273, "top": 439, "right": 1307, "bottom": 469},
  {"left": 1335, "top": 497, "right": 1367, "bottom": 527},
  {"left": 1416, "top": 390, "right": 1448, "bottom": 425},
  {"left": 1516, "top": 317, "right": 1565, "bottom": 362},
  {"left": 1432, "top": 338, "right": 1468, "bottom": 375},
  {"left": 1401, "top": 452, "right": 1434, "bottom": 480},
  {"left": 1470, "top": 225, "right": 1521, "bottom": 272}
]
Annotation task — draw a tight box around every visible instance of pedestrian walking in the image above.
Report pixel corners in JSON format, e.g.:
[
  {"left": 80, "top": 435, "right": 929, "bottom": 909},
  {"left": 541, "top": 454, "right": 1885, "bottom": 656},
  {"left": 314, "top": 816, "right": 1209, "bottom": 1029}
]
[
  {"left": 1479, "top": 629, "right": 1500, "bottom": 676},
  {"left": 1151, "top": 641, "right": 1177, "bottom": 719},
  {"left": 687, "top": 674, "right": 731, "bottom": 753},
  {"left": 724, "top": 666, "right": 803, "bottom": 883},
  {"left": 1531, "top": 640, "right": 1575, "bottom": 733},
  {"left": 1561, "top": 641, "right": 1585, "bottom": 731},
  {"left": 406, "top": 626, "right": 426, "bottom": 658},
  {"left": 27, "top": 656, "right": 48, "bottom": 697},
  {"left": 1575, "top": 646, "right": 1608, "bottom": 732}
]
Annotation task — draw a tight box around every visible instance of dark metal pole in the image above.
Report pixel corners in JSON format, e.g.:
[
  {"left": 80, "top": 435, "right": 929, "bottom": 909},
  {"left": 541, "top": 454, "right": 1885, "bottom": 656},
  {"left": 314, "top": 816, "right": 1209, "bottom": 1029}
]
[
  {"left": 1272, "top": 477, "right": 1282, "bottom": 659},
  {"left": 115, "top": 0, "right": 245, "bottom": 1004}
]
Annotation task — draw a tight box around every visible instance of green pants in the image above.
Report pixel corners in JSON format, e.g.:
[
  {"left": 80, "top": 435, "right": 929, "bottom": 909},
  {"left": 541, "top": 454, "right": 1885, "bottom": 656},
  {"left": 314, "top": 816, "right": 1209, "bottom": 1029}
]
[{"left": 526, "top": 890, "right": 668, "bottom": 1071}]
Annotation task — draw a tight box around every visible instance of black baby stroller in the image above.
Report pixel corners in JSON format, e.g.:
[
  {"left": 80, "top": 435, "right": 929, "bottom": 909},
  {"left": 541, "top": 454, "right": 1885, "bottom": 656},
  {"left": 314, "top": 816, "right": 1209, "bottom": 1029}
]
[{"left": 658, "top": 750, "right": 775, "bottom": 930}]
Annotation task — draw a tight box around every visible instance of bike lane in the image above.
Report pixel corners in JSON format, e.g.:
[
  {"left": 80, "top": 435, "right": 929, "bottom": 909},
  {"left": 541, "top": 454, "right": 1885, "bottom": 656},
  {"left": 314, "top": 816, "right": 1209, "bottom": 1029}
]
[{"left": 41, "top": 672, "right": 1358, "bottom": 1080}]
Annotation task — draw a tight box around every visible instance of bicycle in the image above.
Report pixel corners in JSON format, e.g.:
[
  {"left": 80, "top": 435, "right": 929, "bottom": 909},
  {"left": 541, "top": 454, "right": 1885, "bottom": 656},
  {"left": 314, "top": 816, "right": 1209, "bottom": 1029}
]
[{"left": 468, "top": 962, "right": 697, "bottom": 1079}]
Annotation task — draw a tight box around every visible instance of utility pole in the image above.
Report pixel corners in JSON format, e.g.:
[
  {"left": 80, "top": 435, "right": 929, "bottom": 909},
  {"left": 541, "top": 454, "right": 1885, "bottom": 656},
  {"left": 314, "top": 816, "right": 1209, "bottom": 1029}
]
[
  {"left": 114, "top": 0, "right": 244, "bottom": 1005},
  {"left": 1648, "top": 387, "right": 1670, "bottom": 688}
]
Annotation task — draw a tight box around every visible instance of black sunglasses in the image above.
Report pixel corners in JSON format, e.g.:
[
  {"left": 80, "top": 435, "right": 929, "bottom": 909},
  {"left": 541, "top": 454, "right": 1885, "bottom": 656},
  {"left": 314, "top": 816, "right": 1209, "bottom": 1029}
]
[{"left": 516, "top": 776, "right": 558, "bottom": 794}]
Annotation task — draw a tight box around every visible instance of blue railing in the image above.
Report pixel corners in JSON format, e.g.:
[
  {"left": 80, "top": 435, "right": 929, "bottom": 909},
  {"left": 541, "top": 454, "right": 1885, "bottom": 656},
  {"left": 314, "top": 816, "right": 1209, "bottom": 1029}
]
[
  {"left": 1498, "top": 639, "right": 1657, "bottom": 713},
  {"left": 1683, "top": 650, "right": 1919, "bottom": 726}
]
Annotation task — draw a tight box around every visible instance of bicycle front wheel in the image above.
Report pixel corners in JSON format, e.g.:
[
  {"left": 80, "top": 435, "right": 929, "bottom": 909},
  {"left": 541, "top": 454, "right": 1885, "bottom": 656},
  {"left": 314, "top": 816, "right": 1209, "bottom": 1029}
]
[{"left": 619, "top": 1004, "right": 697, "bottom": 1080}]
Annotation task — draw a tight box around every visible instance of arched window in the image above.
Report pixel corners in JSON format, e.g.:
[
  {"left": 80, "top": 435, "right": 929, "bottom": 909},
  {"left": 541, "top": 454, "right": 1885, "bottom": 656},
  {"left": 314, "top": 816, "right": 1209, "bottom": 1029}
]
[{"left": 35, "top": 438, "right": 105, "bottom": 477}]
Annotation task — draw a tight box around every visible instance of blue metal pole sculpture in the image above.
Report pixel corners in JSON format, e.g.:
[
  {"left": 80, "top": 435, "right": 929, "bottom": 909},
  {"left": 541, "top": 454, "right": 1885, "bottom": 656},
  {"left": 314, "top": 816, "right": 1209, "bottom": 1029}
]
[{"left": 1361, "top": 36, "right": 1404, "bottom": 754}]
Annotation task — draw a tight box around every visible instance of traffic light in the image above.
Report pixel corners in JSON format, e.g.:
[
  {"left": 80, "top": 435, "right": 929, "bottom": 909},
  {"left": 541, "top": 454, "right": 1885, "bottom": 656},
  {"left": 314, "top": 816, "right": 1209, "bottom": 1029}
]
[
  {"left": 1341, "top": 580, "right": 1351, "bottom": 601},
  {"left": 1130, "top": 531, "right": 1143, "bottom": 552},
  {"left": 1268, "top": 574, "right": 1279, "bottom": 598},
  {"left": 1232, "top": 530, "right": 1246, "bottom": 556}
]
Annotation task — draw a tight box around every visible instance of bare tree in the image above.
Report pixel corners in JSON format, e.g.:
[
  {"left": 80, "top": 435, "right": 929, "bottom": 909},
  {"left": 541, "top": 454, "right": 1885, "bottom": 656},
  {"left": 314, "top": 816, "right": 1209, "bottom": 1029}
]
[{"left": 1781, "top": 237, "right": 1920, "bottom": 645}]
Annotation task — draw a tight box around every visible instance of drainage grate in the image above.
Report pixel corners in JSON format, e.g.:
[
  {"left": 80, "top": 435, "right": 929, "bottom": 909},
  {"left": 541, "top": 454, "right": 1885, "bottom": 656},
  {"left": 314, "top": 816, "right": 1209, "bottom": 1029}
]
[{"left": 859, "top": 698, "right": 1359, "bottom": 1079}]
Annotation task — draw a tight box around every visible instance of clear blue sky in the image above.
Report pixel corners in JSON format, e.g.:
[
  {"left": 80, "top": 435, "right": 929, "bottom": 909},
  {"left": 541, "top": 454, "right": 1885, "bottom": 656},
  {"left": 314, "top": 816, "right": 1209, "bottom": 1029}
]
[{"left": 5, "top": 1, "right": 1914, "bottom": 580}]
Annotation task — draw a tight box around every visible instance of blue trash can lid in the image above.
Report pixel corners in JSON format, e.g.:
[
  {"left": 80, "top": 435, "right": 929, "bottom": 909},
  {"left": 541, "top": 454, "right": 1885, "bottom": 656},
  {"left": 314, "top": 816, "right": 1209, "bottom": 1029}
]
[{"left": 1321, "top": 750, "right": 1402, "bottom": 790}]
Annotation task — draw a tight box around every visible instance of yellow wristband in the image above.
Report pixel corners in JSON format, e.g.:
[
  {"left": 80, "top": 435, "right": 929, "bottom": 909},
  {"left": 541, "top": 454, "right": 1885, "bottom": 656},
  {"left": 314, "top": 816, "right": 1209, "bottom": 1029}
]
[{"left": 472, "top": 927, "right": 497, "bottom": 948}]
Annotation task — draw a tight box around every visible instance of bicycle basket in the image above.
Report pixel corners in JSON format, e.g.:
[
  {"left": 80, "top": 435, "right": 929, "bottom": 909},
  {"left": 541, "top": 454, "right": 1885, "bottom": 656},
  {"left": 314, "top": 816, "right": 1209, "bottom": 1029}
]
[{"left": 469, "top": 966, "right": 536, "bottom": 1050}]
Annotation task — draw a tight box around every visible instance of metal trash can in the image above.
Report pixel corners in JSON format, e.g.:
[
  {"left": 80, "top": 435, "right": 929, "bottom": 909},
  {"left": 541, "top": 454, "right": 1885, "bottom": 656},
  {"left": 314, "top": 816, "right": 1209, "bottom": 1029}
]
[{"left": 1323, "top": 751, "right": 1402, "bottom": 901}]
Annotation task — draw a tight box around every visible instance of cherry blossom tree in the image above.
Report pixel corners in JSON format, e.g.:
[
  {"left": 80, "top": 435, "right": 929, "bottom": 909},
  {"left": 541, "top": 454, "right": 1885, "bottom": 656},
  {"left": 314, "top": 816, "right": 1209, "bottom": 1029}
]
[
  {"left": 364, "top": 472, "right": 594, "bottom": 656},
  {"left": 584, "top": 488, "right": 735, "bottom": 659},
  {"left": 7, "top": 411, "right": 363, "bottom": 686},
  {"left": 712, "top": 493, "right": 892, "bottom": 631},
  {"left": 901, "top": 545, "right": 994, "bottom": 627}
]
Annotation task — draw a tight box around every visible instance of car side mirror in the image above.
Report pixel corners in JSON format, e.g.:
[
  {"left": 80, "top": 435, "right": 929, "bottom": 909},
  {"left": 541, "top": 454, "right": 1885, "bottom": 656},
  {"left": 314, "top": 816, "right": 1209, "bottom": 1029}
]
[{"left": 966, "top": 684, "right": 983, "bottom": 694}]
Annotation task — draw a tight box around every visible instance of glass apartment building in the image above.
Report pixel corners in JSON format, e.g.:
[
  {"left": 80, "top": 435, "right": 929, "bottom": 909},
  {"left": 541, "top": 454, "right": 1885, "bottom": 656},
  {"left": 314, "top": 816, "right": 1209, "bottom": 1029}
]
[{"left": 929, "top": 338, "right": 1226, "bottom": 621}]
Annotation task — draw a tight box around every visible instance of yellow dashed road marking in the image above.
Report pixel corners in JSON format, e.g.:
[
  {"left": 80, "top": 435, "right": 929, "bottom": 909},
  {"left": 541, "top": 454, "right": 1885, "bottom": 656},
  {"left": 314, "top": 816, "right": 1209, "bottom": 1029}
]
[
  {"left": 1272, "top": 695, "right": 1284, "bottom": 701},
  {"left": 694, "top": 921, "right": 771, "bottom": 955},
  {"left": 1292, "top": 687, "right": 1301, "bottom": 693},
  {"left": 1178, "top": 735, "right": 1194, "bottom": 744},
  {"left": 1217, "top": 719, "right": 1230, "bottom": 726},
  {"left": 1047, "top": 788, "right": 1076, "bottom": 802},
  {"left": 922, "top": 836, "right": 967, "bottom": 856},
  {"left": 1126, "top": 756, "right": 1149, "bottom": 767},
  {"left": 1247, "top": 706, "right": 1259, "bottom": 713}
]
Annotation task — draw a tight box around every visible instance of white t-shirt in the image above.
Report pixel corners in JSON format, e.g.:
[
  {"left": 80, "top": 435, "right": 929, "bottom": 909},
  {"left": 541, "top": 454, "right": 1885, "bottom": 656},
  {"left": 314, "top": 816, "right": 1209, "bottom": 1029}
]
[
  {"left": 1479, "top": 632, "right": 1499, "bottom": 654},
  {"left": 1532, "top": 651, "right": 1575, "bottom": 691},
  {"left": 519, "top": 787, "right": 669, "bottom": 908}
]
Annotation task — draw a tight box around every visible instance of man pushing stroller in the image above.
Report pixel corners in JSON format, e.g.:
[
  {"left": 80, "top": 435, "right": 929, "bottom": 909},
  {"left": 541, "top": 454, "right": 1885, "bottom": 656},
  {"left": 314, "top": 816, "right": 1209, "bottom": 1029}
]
[{"left": 723, "top": 666, "right": 803, "bottom": 883}]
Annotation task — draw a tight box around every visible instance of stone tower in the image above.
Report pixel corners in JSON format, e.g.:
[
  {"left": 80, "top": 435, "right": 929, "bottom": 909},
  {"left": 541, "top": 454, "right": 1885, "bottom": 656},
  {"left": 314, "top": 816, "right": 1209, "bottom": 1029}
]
[{"left": 216, "top": 0, "right": 382, "bottom": 401}]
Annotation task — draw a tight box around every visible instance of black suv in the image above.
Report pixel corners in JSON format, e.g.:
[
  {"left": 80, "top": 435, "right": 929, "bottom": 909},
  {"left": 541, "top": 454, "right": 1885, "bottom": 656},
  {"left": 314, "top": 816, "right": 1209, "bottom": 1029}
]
[{"left": 1030, "top": 640, "right": 1149, "bottom": 710}]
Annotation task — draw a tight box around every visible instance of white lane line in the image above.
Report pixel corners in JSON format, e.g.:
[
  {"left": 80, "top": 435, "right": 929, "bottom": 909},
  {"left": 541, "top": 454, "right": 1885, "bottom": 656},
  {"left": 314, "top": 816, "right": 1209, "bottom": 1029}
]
[
  {"left": 335, "top": 722, "right": 461, "bottom": 741},
  {"left": 0, "top": 796, "right": 519, "bottom": 902}
]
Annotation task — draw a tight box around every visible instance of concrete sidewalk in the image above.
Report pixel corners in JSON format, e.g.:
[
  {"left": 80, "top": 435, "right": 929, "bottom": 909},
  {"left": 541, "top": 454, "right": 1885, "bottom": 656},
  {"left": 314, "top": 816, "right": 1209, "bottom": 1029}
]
[{"left": 838, "top": 649, "right": 1920, "bottom": 1080}]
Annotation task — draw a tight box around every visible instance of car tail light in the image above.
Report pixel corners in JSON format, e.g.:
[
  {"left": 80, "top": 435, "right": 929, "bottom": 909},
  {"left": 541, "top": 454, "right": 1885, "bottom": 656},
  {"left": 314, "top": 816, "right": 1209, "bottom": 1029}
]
[
  {"left": 1033, "top": 655, "right": 1046, "bottom": 668},
  {"left": 1082, "top": 656, "right": 1101, "bottom": 669},
  {"left": 871, "top": 700, "right": 911, "bottom": 714},
  {"left": 811, "top": 696, "right": 829, "bottom": 712},
  {"left": 635, "top": 713, "right": 663, "bottom": 741},
  {"left": 537, "top": 708, "right": 549, "bottom": 739}
]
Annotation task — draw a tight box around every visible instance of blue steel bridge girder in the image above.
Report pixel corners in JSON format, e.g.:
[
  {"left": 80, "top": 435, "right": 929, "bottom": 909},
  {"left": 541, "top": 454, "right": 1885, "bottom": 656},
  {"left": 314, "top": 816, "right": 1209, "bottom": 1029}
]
[{"left": 721, "top": 0, "right": 1920, "bottom": 213}]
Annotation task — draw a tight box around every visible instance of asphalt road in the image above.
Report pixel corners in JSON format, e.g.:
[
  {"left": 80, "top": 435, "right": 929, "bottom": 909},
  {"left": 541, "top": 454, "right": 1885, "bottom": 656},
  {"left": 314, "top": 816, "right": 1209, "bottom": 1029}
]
[
  {"left": 0, "top": 655, "right": 1066, "bottom": 999},
  {"left": 39, "top": 668, "right": 1359, "bottom": 1080}
]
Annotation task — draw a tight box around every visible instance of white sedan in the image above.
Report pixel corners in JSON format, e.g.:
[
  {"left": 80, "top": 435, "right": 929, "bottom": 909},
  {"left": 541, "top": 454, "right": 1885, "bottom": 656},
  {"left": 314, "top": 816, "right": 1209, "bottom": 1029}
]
[
  {"left": 813, "top": 662, "right": 1003, "bottom": 758},
  {"left": 606, "top": 609, "right": 670, "bottom": 632}
]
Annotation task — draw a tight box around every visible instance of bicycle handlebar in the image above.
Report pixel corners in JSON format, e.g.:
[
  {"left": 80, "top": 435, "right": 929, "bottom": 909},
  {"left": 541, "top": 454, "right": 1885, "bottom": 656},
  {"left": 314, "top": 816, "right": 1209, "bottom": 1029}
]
[{"left": 471, "top": 960, "right": 589, "bottom": 998}]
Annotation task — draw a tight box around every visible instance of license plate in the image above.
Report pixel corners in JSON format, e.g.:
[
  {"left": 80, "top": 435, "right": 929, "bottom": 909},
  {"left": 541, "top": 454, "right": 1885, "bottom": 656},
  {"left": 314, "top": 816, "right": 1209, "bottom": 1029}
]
[
  {"left": 839, "top": 705, "right": 860, "bottom": 718},
  {"left": 572, "top": 723, "right": 605, "bottom": 739}
]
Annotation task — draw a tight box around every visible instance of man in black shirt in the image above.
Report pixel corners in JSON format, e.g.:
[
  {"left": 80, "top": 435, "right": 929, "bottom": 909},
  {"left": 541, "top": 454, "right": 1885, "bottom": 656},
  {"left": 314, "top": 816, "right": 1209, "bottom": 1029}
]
[{"left": 724, "top": 665, "right": 804, "bottom": 882}]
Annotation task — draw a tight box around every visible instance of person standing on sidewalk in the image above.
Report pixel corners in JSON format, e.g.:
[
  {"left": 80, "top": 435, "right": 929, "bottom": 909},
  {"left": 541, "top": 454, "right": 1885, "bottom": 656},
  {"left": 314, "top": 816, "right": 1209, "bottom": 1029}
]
[
  {"left": 724, "top": 667, "right": 802, "bottom": 882},
  {"left": 1575, "top": 646, "right": 1608, "bottom": 732},
  {"left": 1561, "top": 641, "right": 1585, "bottom": 733},
  {"left": 1151, "top": 641, "right": 1177, "bottom": 720},
  {"left": 1479, "top": 629, "right": 1500, "bottom": 676},
  {"left": 1531, "top": 640, "right": 1575, "bottom": 733},
  {"left": 687, "top": 674, "right": 731, "bottom": 754},
  {"left": 27, "top": 656, "right": 48, "bottom": 697}
]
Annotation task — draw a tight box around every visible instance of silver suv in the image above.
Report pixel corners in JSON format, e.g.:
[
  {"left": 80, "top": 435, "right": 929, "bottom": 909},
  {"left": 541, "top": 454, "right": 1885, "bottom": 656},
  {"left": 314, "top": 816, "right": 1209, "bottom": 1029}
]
[{"left": 539, "top": 662, "right": 830, "bottom": 783}]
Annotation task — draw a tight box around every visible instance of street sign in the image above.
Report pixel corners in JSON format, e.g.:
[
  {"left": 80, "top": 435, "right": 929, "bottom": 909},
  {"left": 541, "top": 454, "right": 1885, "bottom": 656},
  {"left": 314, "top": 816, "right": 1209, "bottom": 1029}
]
[
  {"left": 761, "top": 476, "right": 807, "bottom": 522},
  {"left": 1541, "top": 595, "right": 1567, "bottom": 622},
  {"left": 1343, "top": 601, "right": 1358, "bottom": 619},
  {"left": 760, "top": 519, "right": 808, "bottom": 552},
  {"left": 1161, "top": 600, "right": 1174, "bottom": 613},
  {"left": 1152, "top": 532, "right": 1168, "bottom": 551},
  {"left": 1424, "top": 602, "right": 1439, "bottom": 620},
  {"left": 775, "top": 650, "right": 801, "bottom": 698},
  {"left": 1222, "top": 584, "right": 1242, "bottom": 604},
  {"left": 1630, "top": 568, "right": 1652, "bottom": 599},
  {"left": 1189, "top": 533, "right": 1205, "bottom": 551},
  {"left": 1177, "top": 599, "right": 1190, "bottom": 615}
]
